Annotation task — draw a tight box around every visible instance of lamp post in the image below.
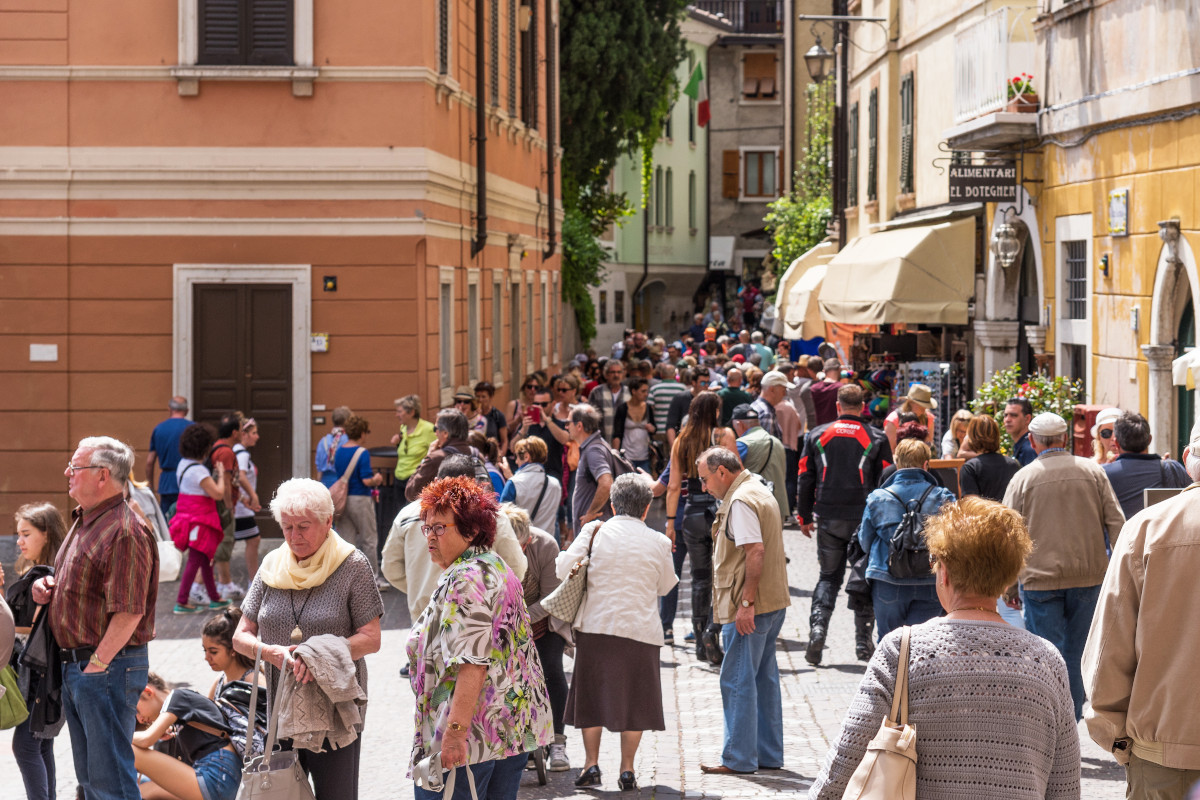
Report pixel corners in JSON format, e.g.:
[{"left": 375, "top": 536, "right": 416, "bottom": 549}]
[{"left": 798, "top": 9, "right": 887, "bottom": 249}]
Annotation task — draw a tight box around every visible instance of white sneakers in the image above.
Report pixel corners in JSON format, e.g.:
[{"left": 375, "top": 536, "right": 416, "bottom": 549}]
[
  {"left": 218, "top": 582, "right": 245, "bottom": 601},
  {"left": 548, "top": 735, "right": 570, "bottom": 772}
]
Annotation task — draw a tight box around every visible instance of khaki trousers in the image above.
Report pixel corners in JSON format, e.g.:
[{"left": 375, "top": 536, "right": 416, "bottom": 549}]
[{"left": 1127, "top": 752, "right": 1200, "bottom": 800}]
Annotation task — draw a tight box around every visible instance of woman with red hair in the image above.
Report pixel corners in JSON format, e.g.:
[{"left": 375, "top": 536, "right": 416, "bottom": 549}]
[{"left": 406, "top": 476, "right": 553, "bottom": 800}]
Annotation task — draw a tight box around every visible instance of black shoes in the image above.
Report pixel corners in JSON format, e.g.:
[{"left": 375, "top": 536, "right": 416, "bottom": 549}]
[
  {"left": 856, "top": 640, "right": 875, "bottom": 662},
  {"left": 805, "top": 623, "right": 827, "bottom": 666},
  {"left": 575, "top": 765, "right": 602, "bottom": 787},
  {"left": 701, "top": 628, "right": 724, "bottom": 666},
  {"left": 618, "top": 771, "right": 637, "bottom": 791}
]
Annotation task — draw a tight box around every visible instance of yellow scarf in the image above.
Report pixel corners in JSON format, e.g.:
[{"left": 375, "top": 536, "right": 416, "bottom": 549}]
[{"left": 259, "top": 528, "right": 357, "bottom": 590}]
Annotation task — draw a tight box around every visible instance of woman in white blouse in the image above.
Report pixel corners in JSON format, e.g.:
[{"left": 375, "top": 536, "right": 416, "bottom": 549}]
[{"left": 557, "top": 473, "right": 678, "bottom": 793}]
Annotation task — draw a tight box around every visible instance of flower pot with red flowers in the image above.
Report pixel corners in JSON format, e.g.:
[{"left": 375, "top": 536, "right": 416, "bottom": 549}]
[{"left": 1006, "top": 73, "right": 1038, "bottom": 113}]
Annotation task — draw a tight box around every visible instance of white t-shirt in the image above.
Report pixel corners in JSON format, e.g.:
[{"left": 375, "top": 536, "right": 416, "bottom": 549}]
[
  {"left": 728, "top": 500, "right": 763, "bottom": 547},
  {"left": 176, "top": 458, "right": 210, "bottom": 497},
  {"left": 234, "top": 444, "right": 258, "bottom": 518}
]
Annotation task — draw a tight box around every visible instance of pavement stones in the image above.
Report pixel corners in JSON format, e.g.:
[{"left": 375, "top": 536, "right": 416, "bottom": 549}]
[{"left": 0, "top": 523, "right": 1125, "bottom": 798}]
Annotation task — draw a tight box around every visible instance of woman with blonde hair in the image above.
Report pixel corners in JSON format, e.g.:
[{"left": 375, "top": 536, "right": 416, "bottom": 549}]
[
  {"left": 1090, "top": 407, "right": 1121, "bottom": 465},
  {"left": 665, "top": 391, "right": 737, "bottom": 664},
  {"left": 941, "top": 408, "right": 975, "bottom": 458},
  {"left": 808, "top": 497, "right": 1079, "bottom": 799}
]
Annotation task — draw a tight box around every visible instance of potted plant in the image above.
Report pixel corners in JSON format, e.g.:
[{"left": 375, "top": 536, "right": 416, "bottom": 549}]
[{"left": 1007, "top": 73, "right": 1038, "bottom": 113}]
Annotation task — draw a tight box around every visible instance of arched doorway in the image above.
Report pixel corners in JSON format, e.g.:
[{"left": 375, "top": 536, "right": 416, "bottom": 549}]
[
  {"left": 1178, "top": 301, "right": 1195, "bottom": 457},
  {"left": 1015, "top": 235, "right": 1040, "bottom": 375}
]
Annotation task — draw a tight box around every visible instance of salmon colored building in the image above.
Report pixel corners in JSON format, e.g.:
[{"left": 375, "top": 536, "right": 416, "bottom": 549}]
[{"left": 0, "top": 0, "right": 562, "bottom": 517}]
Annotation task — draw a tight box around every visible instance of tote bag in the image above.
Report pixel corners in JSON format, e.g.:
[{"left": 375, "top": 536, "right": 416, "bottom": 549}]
[
  {"left": 841, "top": 626, "right": 917, "bottom": 800},
  {"left": 235, "top": 645, "right": 316, "bottom": 800},
  {"left": 0, "top": 665, "right": 30, "bottom": 730},
  {"left": 540, "top": 523, "right": 601, "bottom": 624}
]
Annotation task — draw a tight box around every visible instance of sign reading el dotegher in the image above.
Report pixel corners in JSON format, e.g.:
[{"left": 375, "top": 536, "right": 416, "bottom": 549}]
[{"left": 948, "top": 162, "right": 1017, "bottom": 202}]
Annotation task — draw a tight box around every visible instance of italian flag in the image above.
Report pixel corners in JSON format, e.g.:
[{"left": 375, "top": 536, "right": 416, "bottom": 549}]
[{"left": 683, "top": 62, "right": 710, "bottom": 128}]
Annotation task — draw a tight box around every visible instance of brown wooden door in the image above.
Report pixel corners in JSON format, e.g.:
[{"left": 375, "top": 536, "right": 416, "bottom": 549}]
[{"left": 193, "top": 284, "right": 292, "bottom": 535}]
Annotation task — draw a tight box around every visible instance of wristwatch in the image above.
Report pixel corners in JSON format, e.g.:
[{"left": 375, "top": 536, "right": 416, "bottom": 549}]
[
  {"left": 740, "top": 599, "right": 754, "bottom": 608},
  {"left": 448, "top": 722, "right": 467, "bottom": 733},
  {"left": 88, "top": 653, "right": 109, "bottom": 671}
]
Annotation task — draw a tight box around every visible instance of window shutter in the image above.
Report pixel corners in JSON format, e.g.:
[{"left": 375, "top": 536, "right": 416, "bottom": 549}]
[
  {"left": 867, "top": 88, "right": 878, "bottom": 202},
  {"left": 847, "top": 103, "right": 859, "bottom": 206},
  {"left": 198, "top": 0, "right": 242, "bottom": 65},
  {"left": 900, "top": 73, "right": 914, "bottom": 195},
  {"left": 248, "top": 0, "right": 293, "bottom": 66},
  {"left": 722, "top": 150, "right": 740, "bottom": 198}
]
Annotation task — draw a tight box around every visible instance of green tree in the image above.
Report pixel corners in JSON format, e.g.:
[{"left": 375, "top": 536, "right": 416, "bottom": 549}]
[
  {"left": 970, "top": 364, "right": 1084, "bottom": 455},
  {"left": 558, "top": 0, "right": 688, "bottom": 346},
  {"left": 765, "top": 78, "right": 833, "bottom": 276}
]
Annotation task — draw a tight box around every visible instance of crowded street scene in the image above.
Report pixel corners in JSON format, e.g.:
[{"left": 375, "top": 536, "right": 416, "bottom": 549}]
[{"left": 4, "top": 0, "right": 1200, "bottom": 799}]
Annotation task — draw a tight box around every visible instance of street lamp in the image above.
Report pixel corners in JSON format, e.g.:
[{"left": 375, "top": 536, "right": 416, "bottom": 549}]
[
  {"left": 804, "top": 35, "right": 834, "bottom": 83},
  {"left": 991, "top": 222, "right": 1022, "bottom": 269}
]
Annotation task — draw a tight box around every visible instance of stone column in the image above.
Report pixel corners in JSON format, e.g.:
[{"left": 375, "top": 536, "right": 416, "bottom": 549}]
[
  {"left": 974, "top": 320, "right": 1021, "bottom": 380},
  {"left": 1024, "top": 324, "right": 1048, "bottom": 356},
  {"left": 1142, "top": 344, "right": 1175, "bottom": 455}
]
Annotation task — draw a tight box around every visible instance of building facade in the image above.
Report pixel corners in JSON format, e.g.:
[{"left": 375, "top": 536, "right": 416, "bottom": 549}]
[{"left": 0, "top": 0, "right": 561, "bottom": 517}]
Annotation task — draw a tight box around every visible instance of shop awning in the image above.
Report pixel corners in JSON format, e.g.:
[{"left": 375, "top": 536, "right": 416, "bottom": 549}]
[
  {"left": 818, "top": 217, "right": 977, "bottom": 325},
  {"left": 1173, "top": 349, "right": 1200, "bottom": 388},
  {"left": 774, "top": 240, "right": 834, "bottom": 339}
]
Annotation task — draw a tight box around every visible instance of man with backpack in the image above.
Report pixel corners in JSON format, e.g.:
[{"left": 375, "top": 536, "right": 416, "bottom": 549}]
[
  {"left": 569, "top": 403, "right": 638, "bottom": 534},
  {"left": 798, "top": 384, "right": 892, "bottom": 665},
  {"left": 857, "top": 439, "right": 956, "bottom": 644}
]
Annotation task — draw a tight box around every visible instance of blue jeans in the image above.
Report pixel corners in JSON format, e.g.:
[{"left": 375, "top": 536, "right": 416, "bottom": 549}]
[
  {"left": 659, "top": 529, "right": 688, "bottom": 633},
  {"left": 1020, "top": 584, "right": 1101, "bottom": 720},
  {"left": 719, "top": 608, "right": 786, "bottom": 772},
  {"left": 871, "top": 580, "right": 942, "bottom": 640},
  {"left": 13, "top": 717, "right": 57, "bottom": 800},
  {"left": 62, "top": 644, "right": 148, "bottom": 800},
  {"left": 413, "top": 752, "right": 529, "bottom": 800},
  {"left": 195, "top": 747, "right": 241, "bottom": 800}
]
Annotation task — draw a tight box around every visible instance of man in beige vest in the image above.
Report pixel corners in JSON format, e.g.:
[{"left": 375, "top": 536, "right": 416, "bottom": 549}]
[{"left": 696, "top": 447, "right": 789, "bottom": 775}]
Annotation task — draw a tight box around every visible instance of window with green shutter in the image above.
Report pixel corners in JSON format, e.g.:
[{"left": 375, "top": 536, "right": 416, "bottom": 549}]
[
  {"left": 899, "top": 72, "right": 914, "bottom": 195},
  {"left": 867, "top": 88, "right": 878, "bottom": 202},
  {"left": 848, "top": 102, "right": 859, "bottom": 207}
]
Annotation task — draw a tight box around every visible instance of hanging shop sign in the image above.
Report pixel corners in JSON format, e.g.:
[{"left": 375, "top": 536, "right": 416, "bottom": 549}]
[{"left": 948, "top": 162, "right": 1017, "bottom": 202}]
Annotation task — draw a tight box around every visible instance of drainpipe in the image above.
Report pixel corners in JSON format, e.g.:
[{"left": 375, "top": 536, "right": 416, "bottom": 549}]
[
  {"left": 634, "top": 186, "right": 649, "bottom": 328},
  {"left": 471, "top": 0, "right": 488, "bottom": 258},
  {"left": 542, "top": 0, "right": 557, "bottom": 259}
]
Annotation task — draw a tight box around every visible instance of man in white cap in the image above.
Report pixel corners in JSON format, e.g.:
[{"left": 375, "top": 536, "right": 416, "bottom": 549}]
[
  {"left": 752, "top": 371, "right": 788, "bottom": 441},
  {"left": 1083, "top": 421, "right": 1200, "bottom": 796},
  {"left": 1003, "top": 411, "right": 1125, "bottom": 721}
]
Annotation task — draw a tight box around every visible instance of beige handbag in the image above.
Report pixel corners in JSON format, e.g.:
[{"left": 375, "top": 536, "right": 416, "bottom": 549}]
[{"left": 841, "top": 626, "right": 917, "bottom": 800}]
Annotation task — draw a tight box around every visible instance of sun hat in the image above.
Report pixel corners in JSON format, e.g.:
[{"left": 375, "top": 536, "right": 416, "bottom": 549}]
[
  {"left": 903, "top": 383, "right": 938, "bottom": 410},
  {"left": 1090, "top": 407, "right": 1123, "bottom": 438}
]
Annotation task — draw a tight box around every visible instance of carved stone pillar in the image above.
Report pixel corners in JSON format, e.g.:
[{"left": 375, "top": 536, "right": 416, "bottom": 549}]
[
  {"left": 974, "top": 320, "right": 1021, "bottom": 380},
  {"left": 1024, "top": 324, "right": 1048, "bottom": 356},
  {"left": 1142, "top": 344, "right": 1176, "bottom": 455}
]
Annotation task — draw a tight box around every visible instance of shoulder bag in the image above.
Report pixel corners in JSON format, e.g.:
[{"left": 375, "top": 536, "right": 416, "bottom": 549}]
[
  {"left": 0, "top": 664, "right": 29, "bottom": 729},
  {"left": 841, "top": 626, "right": 917, "bottom": 800},
  {"left": 540, "top": 523, "right": 601, "bottom": 624},
  {"left": 329, "top": 447, "right": 365, "bottom": 517},
  {"left": 235, "top": 645, "right": 316, "bottom": 800}
]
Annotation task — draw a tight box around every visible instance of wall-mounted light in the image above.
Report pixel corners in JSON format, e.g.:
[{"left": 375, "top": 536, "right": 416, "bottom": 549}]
[
  {"left": 990, "top": 223, "right": 1021, "bottom": 269},
  {"left": 1099, "top": 253, "right": 1110, "bottom": 278},
  {"left": 804, "top": 35, "right": 834, "bottom": 83},
  {"left": 323, "top": 276, "right": 337, "bottom": 292}
]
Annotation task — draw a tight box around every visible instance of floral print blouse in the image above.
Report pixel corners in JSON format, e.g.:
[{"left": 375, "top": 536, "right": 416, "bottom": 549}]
[{"left": 405, "top": 549, "right": 552, "bottom": 775}]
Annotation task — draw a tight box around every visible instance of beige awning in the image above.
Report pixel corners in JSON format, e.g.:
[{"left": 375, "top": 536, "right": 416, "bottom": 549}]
[
  {"left": 774, "top": 240, "right": 834, "bottom": 339},
  {"left": 1173, "top": 349, "right": 1199, "bottom": 388},
  {"left": 818, "top": 217, "right": 977, "bottom": 325}
]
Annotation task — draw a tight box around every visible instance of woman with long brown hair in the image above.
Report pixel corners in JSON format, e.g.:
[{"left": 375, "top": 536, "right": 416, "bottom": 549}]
[{"left": 665, "top": 391, "right": 737, "bottom": 665}]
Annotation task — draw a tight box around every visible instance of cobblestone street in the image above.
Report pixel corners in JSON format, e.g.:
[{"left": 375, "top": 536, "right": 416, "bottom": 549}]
[{"left": 1, "top": 519, "right": 1125, "bottom": 798}]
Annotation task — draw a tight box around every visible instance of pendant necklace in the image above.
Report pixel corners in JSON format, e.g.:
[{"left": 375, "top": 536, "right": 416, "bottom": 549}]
[{"left": 290, "top": 589, "right": 313, "bottom": 644}]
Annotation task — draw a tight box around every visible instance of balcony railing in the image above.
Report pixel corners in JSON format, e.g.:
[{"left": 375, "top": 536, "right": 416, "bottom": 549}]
[
  {"left": 953, "top": 7, "right": 1035, "bottom": 124},
  {"left": 692, "top": 0, "right": 782, "bottom": 34}
]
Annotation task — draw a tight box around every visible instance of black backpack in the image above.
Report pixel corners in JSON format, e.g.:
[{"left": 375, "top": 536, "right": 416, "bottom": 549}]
[{"left": 884, "top": 484, "right": 936, "bottom": 580}]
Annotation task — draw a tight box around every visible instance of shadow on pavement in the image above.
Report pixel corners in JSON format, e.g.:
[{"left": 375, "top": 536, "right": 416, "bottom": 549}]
[{"left": 1080, "top": 756, "right": 1125, "bottom": 783}]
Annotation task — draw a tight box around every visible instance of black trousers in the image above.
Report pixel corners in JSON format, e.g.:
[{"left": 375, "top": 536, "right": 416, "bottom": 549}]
[
  {"left": 810, "top": 516, "right": 873, "bottom": 628},
  {"left": 535, "top": 632, "right": 569, "bottom": 735},
  {"left": 681, "top": 493, "right": 719, "bottom": 638},
  {"left": 296, "top": 736, "right": 361, "bottom": 800},
  {"left": 785, "top": 447, "right": 800, "bottom": 516}
]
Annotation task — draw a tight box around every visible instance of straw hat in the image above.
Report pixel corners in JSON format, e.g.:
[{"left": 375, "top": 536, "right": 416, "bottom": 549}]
[{"left": 903, "top": 383, "right": 938, "bottom": 410}]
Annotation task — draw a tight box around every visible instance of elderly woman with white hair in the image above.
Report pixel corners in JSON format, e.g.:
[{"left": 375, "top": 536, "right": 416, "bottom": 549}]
[
  {"left": 233, "top": 478, "right": 383, "bottom": 800},
  {"left": 558, "top": 473, "right": 678, "bottom": 792}
]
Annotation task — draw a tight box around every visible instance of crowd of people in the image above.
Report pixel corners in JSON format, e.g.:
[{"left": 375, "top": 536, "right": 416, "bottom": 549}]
[{"left": 5, "top": 316, "right": 1200, "bottom": 800}]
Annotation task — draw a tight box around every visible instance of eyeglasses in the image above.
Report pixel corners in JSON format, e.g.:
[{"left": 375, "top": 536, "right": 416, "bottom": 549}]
[
  {"left": 1100, "top": 429, "right": 1114, "bottom": 439},
  {"left": 66, "top": 463, "right": 105, "bottom": 475},
  {"left": 420, "top": 522, "right": 458, "bottom": 538}
]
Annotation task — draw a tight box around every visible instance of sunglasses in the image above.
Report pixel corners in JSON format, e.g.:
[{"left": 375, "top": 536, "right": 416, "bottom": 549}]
[
  {"left": 531, "top": 402, "right": 549, "bottom": 407},
  {"left": 555, "top": 386, "right": 571, "bottom": 393},
  {"left": 524, "top": 383, "right": 540, "bottom": 390},
  {"left": 1100, "top": 429, "right": 1113, "bottom": 439}
]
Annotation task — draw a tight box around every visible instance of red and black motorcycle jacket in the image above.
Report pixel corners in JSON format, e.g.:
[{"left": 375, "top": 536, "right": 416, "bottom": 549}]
[{"left": 797, "top": 414, "right": 892, "bottom": 523}]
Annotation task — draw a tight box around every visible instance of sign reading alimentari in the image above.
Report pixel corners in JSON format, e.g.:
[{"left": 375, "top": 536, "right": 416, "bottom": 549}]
[{"left": 948, "top": 162, "right": 1017, "bottom": 202}]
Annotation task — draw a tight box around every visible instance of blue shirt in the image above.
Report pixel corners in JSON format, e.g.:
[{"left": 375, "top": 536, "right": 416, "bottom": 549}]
[
  {"left": 1013, "top": 432, "right": 1037, "bottom": 466},
  {"left": 1102, "top": 453, "right": 1191, "bottom": 519},
  {"left": 858, "top": 469, "right": 956, "bottom": 585},
  {"left": 332, "top": 446, "right": 374, "bottom": 495},
  {"left": 149, "top": 417, "right": 191, "bottom": 495}
]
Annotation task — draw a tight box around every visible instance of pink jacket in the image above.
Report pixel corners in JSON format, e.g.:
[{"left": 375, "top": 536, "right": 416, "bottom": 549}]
[{"left": 169, "top": 493, "right": 224, "bottom": 557}]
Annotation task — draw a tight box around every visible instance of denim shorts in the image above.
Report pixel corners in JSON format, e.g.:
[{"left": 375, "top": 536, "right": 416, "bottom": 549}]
[{"left": 196, "top": 747, "right": 242, "bottom": 800}]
